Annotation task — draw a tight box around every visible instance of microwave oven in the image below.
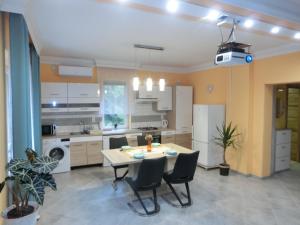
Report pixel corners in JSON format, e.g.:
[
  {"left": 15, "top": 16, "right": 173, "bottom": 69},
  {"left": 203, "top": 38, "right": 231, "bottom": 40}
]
[{"left": 42, "top": 124, "right": 56, "bottom": 136}]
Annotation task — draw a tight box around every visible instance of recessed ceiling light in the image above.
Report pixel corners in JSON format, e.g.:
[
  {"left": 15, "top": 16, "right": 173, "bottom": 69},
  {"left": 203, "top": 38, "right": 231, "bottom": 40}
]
[
  {"left": 244, "top": 19, "right": 254, "bottom": 28},
  {"left": 118, "top": 0, "right": 128, "bottom": 2},
  {"left": 294, "top": 32, "right": 300, "bottom": 39},
  {"left": 204, "top": 9, "right": 221, "bottom": 21},
  {"left": 271, "top": 26, "right": 280, "bottom": 34},
  {"left": 166, "top": 0, "right": 179, "bottom": 13}
]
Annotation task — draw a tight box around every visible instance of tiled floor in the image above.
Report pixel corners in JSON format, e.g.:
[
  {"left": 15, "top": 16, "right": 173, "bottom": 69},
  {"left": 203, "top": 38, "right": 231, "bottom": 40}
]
[{"left": 38, "top": 163, "right": 300, "bottom": 225}]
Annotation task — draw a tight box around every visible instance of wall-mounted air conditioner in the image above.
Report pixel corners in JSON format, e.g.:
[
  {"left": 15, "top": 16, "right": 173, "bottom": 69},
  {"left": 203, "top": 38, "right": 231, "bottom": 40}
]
[{"left": 58, "top": 65, "right": 93, "bottom": 77}]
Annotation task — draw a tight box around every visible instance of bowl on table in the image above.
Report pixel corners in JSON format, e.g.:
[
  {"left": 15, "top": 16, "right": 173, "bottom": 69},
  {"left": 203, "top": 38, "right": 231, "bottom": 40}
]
[
  {"left": 133, "top": 152, "right": 145, "bottom": 159},
  {"left": 166, "top": 149, "right": 177, "bottom": 156},
  {"left": 151, "top": 143, "right": 161, "bottom": 147}
]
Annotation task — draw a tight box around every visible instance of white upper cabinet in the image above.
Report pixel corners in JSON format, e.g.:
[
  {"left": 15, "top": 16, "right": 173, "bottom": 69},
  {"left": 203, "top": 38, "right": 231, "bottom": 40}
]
[
  {"left": 68, "top": 83, "right": 100, "bottom": 98},
  {"left": 175, "top": 86, "right": 193, "bottom": 132},
  {"left": 157, "top": 86, "right": 172, "bottom": 111},
  {"left": 41, "top": 82, "right": 68, "bottom": 98},
  {"left": 138, "top": 86, "right": 159, "bottom": 99}
]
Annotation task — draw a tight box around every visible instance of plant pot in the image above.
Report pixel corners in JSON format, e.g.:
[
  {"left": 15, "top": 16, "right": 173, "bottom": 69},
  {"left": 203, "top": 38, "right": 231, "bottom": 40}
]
[
  {"left": 219, "top": 164, "right": 230, "bottom": 176},
  {"left": 2, "top": 202, "right": 39, "bottom": 225}
]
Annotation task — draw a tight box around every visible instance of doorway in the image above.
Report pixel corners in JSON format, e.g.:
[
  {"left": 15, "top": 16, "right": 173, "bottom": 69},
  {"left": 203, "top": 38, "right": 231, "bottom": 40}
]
[{"left": 272, "top": 84, "right": 300, "bottom": 173}]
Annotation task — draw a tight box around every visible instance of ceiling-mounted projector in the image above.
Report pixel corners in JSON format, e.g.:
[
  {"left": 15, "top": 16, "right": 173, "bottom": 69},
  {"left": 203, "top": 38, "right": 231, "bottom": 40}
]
[
  {"left": 214, "top": 16, "right": 253, "bottom": 66},
  {"left": 215, "top": 42, "right": 253, "bottom": 65}
]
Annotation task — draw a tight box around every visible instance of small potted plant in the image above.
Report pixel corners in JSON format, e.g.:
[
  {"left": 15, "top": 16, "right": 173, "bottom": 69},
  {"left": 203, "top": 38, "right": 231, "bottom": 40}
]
[
  {"left": 0, "top": 148, "right": 59, "bottom": 225},
  {"left": 214, "top": 122, "right": 240, "bottom": 176},
  {"left": 145, "top": 134, "right": 153, "bottom": 152}
]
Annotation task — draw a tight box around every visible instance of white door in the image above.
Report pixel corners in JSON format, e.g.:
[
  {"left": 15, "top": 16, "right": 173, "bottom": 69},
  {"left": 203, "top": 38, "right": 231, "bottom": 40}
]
[
  {"left": 176, "top": 86, "right": 193, "bottom": 131},
  {"left": 41, "top": 83, "right": 68, "bottom": 98},
  {"left": 193, "top": 105, "right": 208, "bottom": 142},
  {"left": 68, "top": 83, "right": 100, "bottom": 98},
  {"left": 157, "top": 86, "right": 172, "bottom": 111},
  {"left": 208, "top": 105, "right": 225, "bottom": 143}
]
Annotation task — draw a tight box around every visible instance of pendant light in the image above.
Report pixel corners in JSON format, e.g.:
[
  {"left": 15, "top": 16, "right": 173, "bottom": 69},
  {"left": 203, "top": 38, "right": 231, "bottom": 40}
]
[
  {"left": 159, "top": 78, "right": 166, "bottom": 91},
  {"left": 146, "top": 77, "right": 153, "bottom": 91},
  {"left": 133, "top": 77, "right": 140, "bottom": 91},
  {"left": 132, "top": 47, "right": 140, "bottom": 91}
]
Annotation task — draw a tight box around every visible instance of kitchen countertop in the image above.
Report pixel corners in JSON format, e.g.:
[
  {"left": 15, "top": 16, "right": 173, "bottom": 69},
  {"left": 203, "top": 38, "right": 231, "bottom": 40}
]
[{"left": 42, "top": 128, "right": 176, "bottom": 139}]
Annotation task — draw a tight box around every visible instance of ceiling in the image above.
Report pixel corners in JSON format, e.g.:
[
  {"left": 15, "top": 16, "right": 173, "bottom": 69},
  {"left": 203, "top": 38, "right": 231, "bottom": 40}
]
[{"left": 1, "top": 0, "right": 300, "bottom": 72}]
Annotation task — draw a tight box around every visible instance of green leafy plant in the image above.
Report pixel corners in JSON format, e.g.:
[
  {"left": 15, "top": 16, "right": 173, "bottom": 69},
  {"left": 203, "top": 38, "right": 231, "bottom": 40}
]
[
  {"left": 0, "top": 148, "right": 58, "bottom": 218},
  {"left": 214, "top": 122, "right": 240, "bottom": 165}
]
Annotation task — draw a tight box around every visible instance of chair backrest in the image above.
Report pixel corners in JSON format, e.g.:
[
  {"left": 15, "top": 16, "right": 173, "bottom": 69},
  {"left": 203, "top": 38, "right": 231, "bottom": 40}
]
[
  {"left": 109, "top": 136, "right": 128, "bottom": 149},
  {"left": 137, "top": 135, "right": 147, "bottom": 146},
  {"left": 171, "top": 151, "right": 199, "bottom": 182},
  {"left": 135, "top": 157, "right": 166, "bottom": 189}
]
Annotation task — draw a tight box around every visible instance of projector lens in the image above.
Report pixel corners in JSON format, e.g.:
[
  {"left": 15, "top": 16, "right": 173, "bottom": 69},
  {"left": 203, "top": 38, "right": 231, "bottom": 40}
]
[{"left": 245, "top": 55, "right": 253, "bottom": 63}]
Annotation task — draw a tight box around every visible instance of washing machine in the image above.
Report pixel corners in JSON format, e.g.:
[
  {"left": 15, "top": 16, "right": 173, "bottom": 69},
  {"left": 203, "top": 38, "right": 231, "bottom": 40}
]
[{"left": 43, "top": 138, "right": 71, "bottom": 174}]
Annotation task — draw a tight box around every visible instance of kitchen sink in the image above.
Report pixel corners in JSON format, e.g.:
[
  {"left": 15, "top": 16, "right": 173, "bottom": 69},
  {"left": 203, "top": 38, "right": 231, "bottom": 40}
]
[{"left": 70, "top": 131, "right": 90, "bottom": 136}]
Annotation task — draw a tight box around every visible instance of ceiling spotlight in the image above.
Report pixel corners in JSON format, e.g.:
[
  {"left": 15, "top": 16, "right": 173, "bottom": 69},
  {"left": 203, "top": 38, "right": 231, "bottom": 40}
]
[
  {"left": 244, "top": 19, "right": 254, "bottom": 28},
  {"left": 204, "top": 9, "right": 221, "bottom": 21},
  {"left": 271, "top": 26, "right": 280, "bottom": 34},
  {"left": 166, "top": 0, "right": 179, "bottom": 13},
  {"left": 118, "top": 0, "right": 128, "bottom": 3},
  {"left": 294, "top": 32, "right": 300, "bottom": 40}
]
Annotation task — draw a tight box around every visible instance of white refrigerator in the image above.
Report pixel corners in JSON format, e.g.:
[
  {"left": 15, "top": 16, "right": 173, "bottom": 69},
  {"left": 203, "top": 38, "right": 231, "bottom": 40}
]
[{"left": 192, "top": 104, "right": 225, "bottom": 169}]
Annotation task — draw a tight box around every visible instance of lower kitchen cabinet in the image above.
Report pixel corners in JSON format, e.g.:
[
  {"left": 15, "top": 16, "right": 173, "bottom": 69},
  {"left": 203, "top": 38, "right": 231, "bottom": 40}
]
[
  {"left": 127, "top": 138, "right": 138, "bottom": 147},
  {"left": 175, "top": 133, "right": 192, "bottom": 149},
  {"left": 87, "top": 141, "right": 104, "bottom": 165},
  {"left": 70, "top": 142, "right": 87, "bottom": 167},
  {"left": 70, "top": 141, "right": 103, "bottom": 167},
  {"left": 161, "top": 135, "right": 175, "bottom": 144}
]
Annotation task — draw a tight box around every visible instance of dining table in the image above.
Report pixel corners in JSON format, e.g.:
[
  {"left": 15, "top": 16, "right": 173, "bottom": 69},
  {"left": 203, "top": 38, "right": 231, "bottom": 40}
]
[{"left": 102, "top": 143, "right": 195, "bottom": 179}]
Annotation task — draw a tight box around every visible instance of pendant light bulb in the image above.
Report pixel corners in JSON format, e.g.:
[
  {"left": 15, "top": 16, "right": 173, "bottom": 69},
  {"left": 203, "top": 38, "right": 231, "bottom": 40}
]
[
  {"left": 159, "top": 79, "right": 166, "bottom": 91},
  {"left": 146, "top": 78, "right": 153, "bottom": 91},
  {"left": 133, "top": 77, "right": 140, "bottom": 91}
]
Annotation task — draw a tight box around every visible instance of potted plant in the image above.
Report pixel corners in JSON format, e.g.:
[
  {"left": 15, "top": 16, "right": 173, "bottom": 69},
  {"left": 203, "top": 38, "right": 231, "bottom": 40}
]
[
  {"left": 0, "top": 148, "right": 59, "bottom": 225},
  {"left": 214, "top": 122, "right": 240, "bottom": 176}
]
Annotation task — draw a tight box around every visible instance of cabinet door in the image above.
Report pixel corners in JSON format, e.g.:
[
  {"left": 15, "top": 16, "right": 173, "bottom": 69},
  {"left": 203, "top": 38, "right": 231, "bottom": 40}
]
[
  {"left": 41, "top": 83, "right": 68, "bottom": 98},
  {"left": 87, "top": 141, "right": 103, "bottom": 165},
  {"left": 70, "top": 143, "right": 87, "bottom": 167},
  {"left": 157, "top": 86, "right": 172, "bottom": 111},
  {"left": 68, "top": 83, "right": 100, "bottom": 98},
  {"left": 161, "top": 135, "right": 175, "bottom": 144},
  {"left": 176, "top": 86, "right": 193, "bottom": 130},
  {"left": 175, "top": 133, "right": 192, "bottom": 149},
  {"left": 138, "top": 86, "right": 158, "bottom": 99}
]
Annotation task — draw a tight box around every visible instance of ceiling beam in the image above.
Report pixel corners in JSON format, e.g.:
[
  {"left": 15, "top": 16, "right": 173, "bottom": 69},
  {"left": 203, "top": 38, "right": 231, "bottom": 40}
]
[
  {"left": 97, "top": 0, "right": 296, "bottom": 43},
  {"left": 185, "top": 0, "right": 300, "bottom": 31}
]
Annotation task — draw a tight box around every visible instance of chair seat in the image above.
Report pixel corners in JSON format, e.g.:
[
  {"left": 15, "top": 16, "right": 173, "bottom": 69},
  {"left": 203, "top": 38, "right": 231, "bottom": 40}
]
[
  {"left": 126, "top": 177, "right": 162, "bottom": 191},
  {"left": 163, "top": 171, "right": 193, "bottom": 184}
]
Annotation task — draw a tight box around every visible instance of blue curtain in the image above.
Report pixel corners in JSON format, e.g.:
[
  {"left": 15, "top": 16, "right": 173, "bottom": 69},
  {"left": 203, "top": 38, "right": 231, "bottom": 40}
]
[
  {"left": 9, "top": 13, "right": 34, "bottom": 159},
  {"left": 30, "top": 45, "right": 42, "bottom": 155}
]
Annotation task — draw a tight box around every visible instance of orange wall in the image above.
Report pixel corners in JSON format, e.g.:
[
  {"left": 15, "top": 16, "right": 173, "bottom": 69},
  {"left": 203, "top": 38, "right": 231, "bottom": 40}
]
[
  {"left": 40, "top": 64, "right": 99, "bottom": 83},
  {"left": 187, "top": 51, "right": 300, "bottom": 177},
  {"left": 40, "top": 64, "right": 189, "bottom": 86}
]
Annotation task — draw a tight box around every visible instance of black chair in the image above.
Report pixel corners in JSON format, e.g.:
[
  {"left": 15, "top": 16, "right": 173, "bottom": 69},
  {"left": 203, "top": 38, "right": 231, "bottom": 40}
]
[
  {"left": 109, "top": 137, "right": 129, "bottom": 185},
  {"left": 163, "top": 151, "right": 199, "bottom": 207},
  {"left": 137, "top": 135, "right": 147, "bottom": 146},
  {"left": 126, "top": 157, "right": 166, "bottom": 216}
]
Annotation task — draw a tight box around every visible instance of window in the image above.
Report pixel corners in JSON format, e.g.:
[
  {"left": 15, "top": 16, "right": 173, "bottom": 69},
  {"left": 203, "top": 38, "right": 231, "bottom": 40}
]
[{"left": 103, "top": 81, "right": 128, "bottom": 129}]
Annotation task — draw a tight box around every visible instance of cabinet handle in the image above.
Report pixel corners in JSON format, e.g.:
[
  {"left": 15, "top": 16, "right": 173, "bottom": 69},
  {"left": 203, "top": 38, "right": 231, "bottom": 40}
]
[
  {"left": 89, "top": 143, "right": 99, "bottom": 146},
  {"left": 72, "top": 144, "right": 83, "bottom": 147},
  {"left": 80, "top": 93, "right": 88, "bottom": 96},
  {"left": 50, "top": 93, "right": 59, "bottom": 96}
]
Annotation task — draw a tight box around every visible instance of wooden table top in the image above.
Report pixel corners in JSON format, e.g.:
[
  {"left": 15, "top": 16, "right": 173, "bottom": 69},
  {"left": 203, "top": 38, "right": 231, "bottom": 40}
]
[{"left": 102, "top": 143, "right": 194, "bottom": 166}]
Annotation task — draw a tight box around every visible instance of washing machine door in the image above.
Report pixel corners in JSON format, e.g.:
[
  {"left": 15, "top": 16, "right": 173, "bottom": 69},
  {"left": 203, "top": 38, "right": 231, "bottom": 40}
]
[{"left": 49, "top": 147, "right": 65, "bottom": 161}]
